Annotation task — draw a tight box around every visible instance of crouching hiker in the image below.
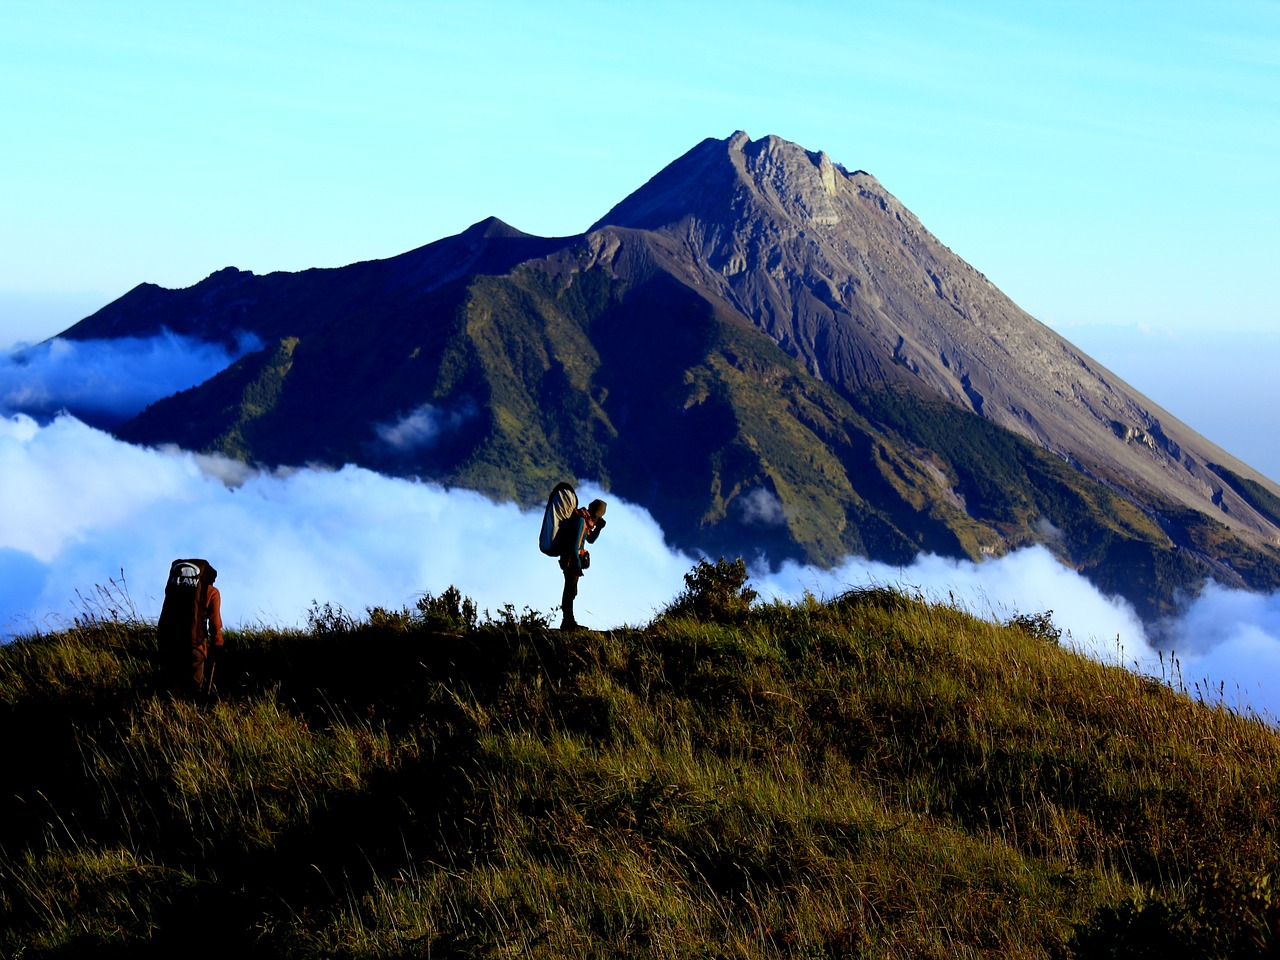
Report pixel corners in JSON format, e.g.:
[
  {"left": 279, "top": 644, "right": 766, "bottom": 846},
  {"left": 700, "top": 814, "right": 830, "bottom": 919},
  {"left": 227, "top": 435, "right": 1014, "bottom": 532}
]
[
  {"left": 538, "top": 484, "right": 607, "bottom": 631},
  {"left": 158, "top": 559, "right": 224, "bottom": 697}
]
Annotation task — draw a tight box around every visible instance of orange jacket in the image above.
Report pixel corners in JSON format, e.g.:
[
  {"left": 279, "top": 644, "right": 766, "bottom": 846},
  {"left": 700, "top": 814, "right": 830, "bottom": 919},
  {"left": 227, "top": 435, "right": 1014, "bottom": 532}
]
[{"left": 205, "top": 585, "right": 224, "bottom": 647}]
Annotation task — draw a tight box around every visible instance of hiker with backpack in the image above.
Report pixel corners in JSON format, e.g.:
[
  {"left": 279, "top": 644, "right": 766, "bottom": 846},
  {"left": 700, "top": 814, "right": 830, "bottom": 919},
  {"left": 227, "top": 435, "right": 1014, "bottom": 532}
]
[
  {"left": 157, "top": 559, "right": 224, "bottom": 697},
  {"left": 538, "top": 483, "right": 607, "bottom": 631}
]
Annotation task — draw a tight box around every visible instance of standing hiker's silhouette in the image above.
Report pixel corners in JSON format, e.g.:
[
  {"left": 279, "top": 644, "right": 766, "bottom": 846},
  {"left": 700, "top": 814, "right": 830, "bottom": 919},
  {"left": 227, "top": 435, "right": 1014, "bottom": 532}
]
[
  {"left": 555, "top": 499, "right": 607, "bottom": 630},
  {"left": 157, "top": 559, "right": 224, "bottom": 696}
]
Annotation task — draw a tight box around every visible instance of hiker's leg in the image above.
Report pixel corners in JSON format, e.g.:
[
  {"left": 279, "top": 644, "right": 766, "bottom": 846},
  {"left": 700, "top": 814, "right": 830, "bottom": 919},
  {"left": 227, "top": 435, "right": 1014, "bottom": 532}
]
[
  {"left": 557, "top": 513, "right": 585, "bottom": 629},
  {"left": 166, "top": 642, "right": 190, "bottom": 696},
  {"left": 190, "top": 641, "right": 207, "bottom": 695},
  {"left": 560, "top": 570, "right": 579, "bottom": 628}
]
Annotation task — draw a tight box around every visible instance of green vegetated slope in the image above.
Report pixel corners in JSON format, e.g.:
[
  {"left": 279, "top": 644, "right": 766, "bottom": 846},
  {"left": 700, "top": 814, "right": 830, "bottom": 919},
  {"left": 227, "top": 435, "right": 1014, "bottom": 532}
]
[
  {"left": 3, "top": 568, "right": 1278, "bottom": 959},
  {"left": 1211, "top": 462, "right": 1280, "bottom": 530},
  {"left": 857, "top": 389, "right": 1280, "bottom": 621},
  {"left": 114, "top": 252, "right": 1280, "bottom": 621}
]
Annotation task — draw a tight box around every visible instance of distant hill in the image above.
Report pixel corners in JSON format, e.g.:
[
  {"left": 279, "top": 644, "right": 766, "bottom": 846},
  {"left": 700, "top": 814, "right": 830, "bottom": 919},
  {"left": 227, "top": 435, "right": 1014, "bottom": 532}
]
[
  {"left": 2, "top": 573, "right": 1278, "bottom": 956},
  {"left": 60, "top": 132, "right": 1280, "bottom": 620}
]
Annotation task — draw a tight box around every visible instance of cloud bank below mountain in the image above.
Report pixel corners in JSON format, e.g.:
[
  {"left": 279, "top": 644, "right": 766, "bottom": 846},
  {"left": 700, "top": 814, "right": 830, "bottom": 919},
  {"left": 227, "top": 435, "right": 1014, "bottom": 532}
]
[
  {"left": 1, "top": 332, "right": 260, "bottom": 427},
  {"left": 3, "top": 413, "right": 1278, "bottom": 720},
  {"left": 0, "top": 331, "right": 1271, "bottom": 715}
]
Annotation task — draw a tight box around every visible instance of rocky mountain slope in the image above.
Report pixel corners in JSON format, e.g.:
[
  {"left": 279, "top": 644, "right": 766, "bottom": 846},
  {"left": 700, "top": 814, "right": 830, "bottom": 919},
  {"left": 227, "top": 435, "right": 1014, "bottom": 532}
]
[
  {"left": 60, "top": 132, "right": 1280, "bottom": 619},
  {"left": 591, "top": 132, "right": 1280, "bottom": 549}
]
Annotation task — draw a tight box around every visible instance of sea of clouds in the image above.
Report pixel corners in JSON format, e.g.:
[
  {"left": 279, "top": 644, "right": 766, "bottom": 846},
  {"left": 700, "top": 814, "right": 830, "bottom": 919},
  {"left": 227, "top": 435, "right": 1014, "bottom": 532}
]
[{"left": 4, "top": 335, "right": 1280, "bottom": 720}]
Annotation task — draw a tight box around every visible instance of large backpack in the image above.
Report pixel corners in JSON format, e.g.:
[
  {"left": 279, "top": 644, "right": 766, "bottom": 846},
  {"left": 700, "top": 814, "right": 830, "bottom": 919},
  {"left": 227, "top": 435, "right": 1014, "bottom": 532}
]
[
  {"left": 538, "top": 483, "right": 578, "bottom": 556},
  {"left": 157, "top": 558, "right": 215, "bottom": 649}
]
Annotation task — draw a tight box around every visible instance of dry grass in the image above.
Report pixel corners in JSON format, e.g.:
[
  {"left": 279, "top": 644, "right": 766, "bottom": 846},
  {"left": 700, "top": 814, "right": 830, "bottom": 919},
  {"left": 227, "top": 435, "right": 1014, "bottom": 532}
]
[{"left": 2, "top": 568, "right": 1278, "bottom": 958}]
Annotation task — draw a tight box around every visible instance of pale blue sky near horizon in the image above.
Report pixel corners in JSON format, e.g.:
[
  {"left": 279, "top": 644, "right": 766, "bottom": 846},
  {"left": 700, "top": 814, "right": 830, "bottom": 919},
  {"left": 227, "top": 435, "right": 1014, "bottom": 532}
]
[{"left": 2, "top": 0, "right": 1278, "bottom": 473}]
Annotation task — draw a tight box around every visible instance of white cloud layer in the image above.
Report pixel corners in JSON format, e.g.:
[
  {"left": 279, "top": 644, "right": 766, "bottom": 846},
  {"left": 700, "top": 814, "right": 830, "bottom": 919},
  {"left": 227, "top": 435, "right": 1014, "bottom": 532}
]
[
  {"left": 1, "top": 332, "right": 261, "bottom": 426},
  {"left": 3, "top": 413, "right": 1279, "bottom": 722},
  {"left": 0, "top": 414, "right": 691, "bottom": 634}
]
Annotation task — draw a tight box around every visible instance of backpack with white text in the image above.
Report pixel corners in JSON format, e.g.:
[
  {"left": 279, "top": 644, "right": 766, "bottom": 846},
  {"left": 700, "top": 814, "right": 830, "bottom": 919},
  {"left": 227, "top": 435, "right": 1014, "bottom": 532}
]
[
  {"left": 157, "top": 558, "right": 215, "bottom": 650},
  {"left": 539, "top": 482, "right": 578, "bottom": 556}
]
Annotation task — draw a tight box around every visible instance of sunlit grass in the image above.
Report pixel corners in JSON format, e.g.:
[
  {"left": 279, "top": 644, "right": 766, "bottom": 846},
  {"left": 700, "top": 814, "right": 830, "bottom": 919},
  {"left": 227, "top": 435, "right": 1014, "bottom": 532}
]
[{"left": 2, "top": 565, "right": 1278, "bottom": 957}]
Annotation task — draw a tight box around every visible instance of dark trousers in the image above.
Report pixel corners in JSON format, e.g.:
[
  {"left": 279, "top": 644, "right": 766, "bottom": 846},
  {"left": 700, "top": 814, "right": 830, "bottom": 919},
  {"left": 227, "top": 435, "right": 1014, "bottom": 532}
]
[
  {"left": 556, "top": 515, "right": 587, "bottom": 627},
  {"left": 166, "top": 639, "right": 207, "bottom": 696},
  {"left": 561, "top": 569, "right": 582, "bottom": 626}
]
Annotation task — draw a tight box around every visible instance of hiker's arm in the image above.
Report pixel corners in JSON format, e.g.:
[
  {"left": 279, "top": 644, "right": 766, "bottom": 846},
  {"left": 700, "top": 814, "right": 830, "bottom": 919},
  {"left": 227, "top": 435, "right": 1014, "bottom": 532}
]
[
  {"left": 207, "top": 587, "right": 224, "bottom": 647},
  {"left": 585, "top": 518, "right": 605, "bottom": 544}
]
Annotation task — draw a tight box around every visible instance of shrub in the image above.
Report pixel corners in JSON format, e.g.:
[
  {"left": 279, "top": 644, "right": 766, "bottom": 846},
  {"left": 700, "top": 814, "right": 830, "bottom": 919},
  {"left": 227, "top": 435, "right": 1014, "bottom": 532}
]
[
  {"left": 417, "top": 585, "right": 479, "bottom": 634},
  {"left": 661, "top": 557, "right": 758, "bottom": 624},
  {"left": 1006, "top": 609, "right": 1062, "bottom": 645},
  {"left": 1069, "top": 866, "right": 1280, "bottom": 958},
  {"left": 482, "top": 603, "right": 551, "bottom": 632},
  {"left": 306, "top": 600, "right": 358, "bottom": 635}
]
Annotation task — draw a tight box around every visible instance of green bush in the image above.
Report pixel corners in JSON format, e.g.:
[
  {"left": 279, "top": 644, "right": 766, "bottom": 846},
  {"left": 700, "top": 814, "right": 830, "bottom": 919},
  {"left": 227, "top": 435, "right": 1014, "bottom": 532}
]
[
  {"left": 1069, "top": 866, "right": 1279, "bottom": 958},
  {"left": 1006, "top": 609, "right": 1063, "bottom": 645},
  {"left": 416, "top": 584, "right": 478, "bottom": 634},
  {"left": 661, "top": 556, "right": 759, "bottom": 623}
]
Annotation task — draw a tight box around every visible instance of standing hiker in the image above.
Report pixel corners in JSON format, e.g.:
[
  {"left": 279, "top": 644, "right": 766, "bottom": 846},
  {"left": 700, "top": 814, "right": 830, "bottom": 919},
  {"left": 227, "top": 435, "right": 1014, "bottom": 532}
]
[
  {"left": 557, "top": 498, "right": 607, "bottom": 630},
  {"left": 157, "top": 559, "right": 224, "bottom": 696},
  {"left": 538, "top": 484, "right": 607, "bottom": 631}
]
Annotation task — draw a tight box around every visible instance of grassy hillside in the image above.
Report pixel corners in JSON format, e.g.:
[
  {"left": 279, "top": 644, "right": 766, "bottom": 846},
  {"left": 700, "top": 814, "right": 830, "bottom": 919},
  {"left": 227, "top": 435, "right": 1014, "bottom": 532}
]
[{"left": 2, "top": 565, "right": 1278, "bottom": 958}]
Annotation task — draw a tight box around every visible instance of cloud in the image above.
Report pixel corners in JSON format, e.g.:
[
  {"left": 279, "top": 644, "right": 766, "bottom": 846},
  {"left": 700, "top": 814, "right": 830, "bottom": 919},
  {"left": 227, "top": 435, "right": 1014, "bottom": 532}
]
[
  {"left": 3, "top": 413, "right": 1280, "bottom": 721},
  {"left": 738, "top": 487, "right": 787, "bottom": 526},
  {"left": 752, "top": 545, "right": 1154, "bottom": 665},
  {"left": 0, "top": 414, "right": 690, "bottom": 634},
  {"left": 373, "top": 400, "right": 477, "bottom": 452},
  {"left": 1154, "top": 583, "right": 1280, "bottom": 715},
  {"left": 1034, "top": 515, "right": 1065, "bottom": 544},
  {"left": 1, "top": 331, "right": 261, "bottom": 427}
]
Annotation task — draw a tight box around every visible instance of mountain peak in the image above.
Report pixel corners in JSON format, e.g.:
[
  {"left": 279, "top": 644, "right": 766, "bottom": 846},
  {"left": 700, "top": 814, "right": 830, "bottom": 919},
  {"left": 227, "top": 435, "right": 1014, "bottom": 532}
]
[
  {"left": 589, "top": 133, "right": 741, "bottom": 232},
  {"left": 462, "top": 216, "right": 531, "bottom": 240},
  {"left": 591, "top": 131, "right": 868, "bottom": 237}
]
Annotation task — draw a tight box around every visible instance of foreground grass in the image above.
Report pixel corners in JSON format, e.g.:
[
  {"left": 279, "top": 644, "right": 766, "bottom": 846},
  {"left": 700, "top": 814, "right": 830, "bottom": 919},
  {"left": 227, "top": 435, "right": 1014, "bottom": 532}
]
[{"left": 1, "top": 575, "right": 1278, "bottom": 958}]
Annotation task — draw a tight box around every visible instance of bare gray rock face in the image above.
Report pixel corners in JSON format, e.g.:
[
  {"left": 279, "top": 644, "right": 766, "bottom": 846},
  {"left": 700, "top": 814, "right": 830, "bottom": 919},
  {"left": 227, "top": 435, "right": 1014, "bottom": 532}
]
[{"left": 593, "top": 131, "right": 1280, "bottom": 549}]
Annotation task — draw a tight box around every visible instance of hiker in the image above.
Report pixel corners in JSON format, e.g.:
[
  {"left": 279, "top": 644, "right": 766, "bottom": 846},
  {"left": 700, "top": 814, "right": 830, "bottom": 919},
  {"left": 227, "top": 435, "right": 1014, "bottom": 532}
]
[
  {"left": 157, "top": 559, "right": 224, "bottom": 697},
  {"left": 556, "top": 498, "right": 607, "bottom": 630}
]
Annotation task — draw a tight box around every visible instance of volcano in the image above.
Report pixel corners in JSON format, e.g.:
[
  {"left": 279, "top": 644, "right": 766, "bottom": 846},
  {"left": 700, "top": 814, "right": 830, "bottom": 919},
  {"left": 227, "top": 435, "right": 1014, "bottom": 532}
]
[{"left": 60, "top": 131, "right": 1280, "bottom": 620}]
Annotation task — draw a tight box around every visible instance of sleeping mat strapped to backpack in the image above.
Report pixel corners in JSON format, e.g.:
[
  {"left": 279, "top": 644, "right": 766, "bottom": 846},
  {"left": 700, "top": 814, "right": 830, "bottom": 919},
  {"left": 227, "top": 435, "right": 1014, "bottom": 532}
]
[{"left": 539, "top": 482, "right": 578, "bottom": 556}]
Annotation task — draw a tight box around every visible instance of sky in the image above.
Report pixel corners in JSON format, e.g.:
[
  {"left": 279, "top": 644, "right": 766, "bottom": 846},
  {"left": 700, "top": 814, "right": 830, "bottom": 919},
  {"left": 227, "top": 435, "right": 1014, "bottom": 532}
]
[
  {"left": 2, "top": 2, "right": 1280, "bottom": 715},
  {"left": 2, "top": 1, "right": 1277, "bottom": 474}
]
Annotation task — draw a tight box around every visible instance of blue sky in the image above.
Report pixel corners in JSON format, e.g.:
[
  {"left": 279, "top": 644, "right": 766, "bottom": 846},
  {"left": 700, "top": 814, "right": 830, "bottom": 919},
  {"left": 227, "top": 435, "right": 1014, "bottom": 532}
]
[
  {"left": 1, "top": 0, "right": 1278, "bottom": 472},
  {"left": 2, "top": 1, "right": 1276, "bottom": 327}
]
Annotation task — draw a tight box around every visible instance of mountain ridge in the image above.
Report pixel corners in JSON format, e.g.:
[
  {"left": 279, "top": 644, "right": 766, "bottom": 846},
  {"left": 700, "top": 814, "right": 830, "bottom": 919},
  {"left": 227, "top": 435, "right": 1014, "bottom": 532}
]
[{"left": 54, "top": 131, "right": 1280, "bottom": 620}]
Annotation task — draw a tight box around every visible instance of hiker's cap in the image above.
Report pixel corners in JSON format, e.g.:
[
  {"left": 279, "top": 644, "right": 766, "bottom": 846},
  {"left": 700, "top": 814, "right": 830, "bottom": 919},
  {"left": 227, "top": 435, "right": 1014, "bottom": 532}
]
[{"left": 588, "top": 499, "right": 607, "bottom": 521}]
